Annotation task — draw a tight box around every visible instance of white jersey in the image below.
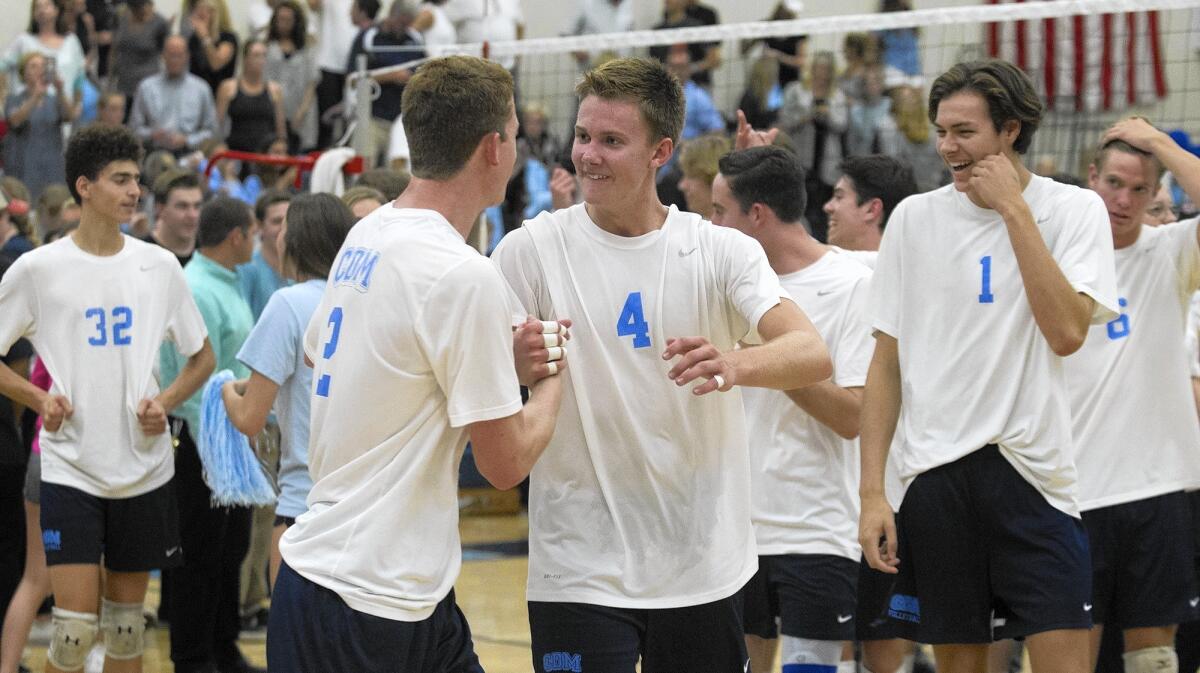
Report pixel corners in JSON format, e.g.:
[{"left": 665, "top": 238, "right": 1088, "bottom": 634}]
[
  {"left": 0, "top": 236, "right": 207, "bottom": 497},
  {"left": 743, "top": 251, "right": 873, "bottom": 560},
  {"left": 1065, "top": 218, "right": 1200, "bottom": 511},
  {"left": 869, "top": 177, "right": 1119, "bottom": 517},
  {"left": 492, "top": 204, "right": 786, "bottom": 608},
  {"left": 1186, "top": 290, "right": 1200, "bottom": 378},
  {"left": 279, "top": 207, "right": 523, "bottom": 622}
]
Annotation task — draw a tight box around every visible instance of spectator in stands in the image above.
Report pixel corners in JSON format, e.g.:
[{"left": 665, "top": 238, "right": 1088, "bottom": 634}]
[
  {"left": 130, "top": 35, "right": 218, "bottom": 156},
  {"left": 1146, "top": 183, "right": 1178, "bottom": 225},
  {"left": 341, "top": 184, "right": 385, "bottom": 218},
  {"left": 739, "top": 55, "right": 784, "bottom": 131},
  {"left": 666, "top": 46, "right": 724, "bottom": 141},
  {"left": 0, "top": 187, "right": 35, "bottom": 258},
  {"left": 562, "top": 0, "right": 634, "bottom": 70},
  {"left": 847, "top": 64, "right": 891, "bottom": 157},
  {"left": 216, "top": 40, "right": 286, "bottom": 156},
  {"left": 185, "top": 0, "right": 238, "bottom": 94},
  {"left": 108, "top": 0, "right": 170, "bottom": 117},
  {"left": 347, "top": 0, "right": 424, "bottom": 168},
  {"left": 246, "top": 0, "right": 282, "bottom": 38},
  {"left": 354, "top": 167, "right": 410, "bottom": 200},
  {"left": 265, "top": 0, "right": 319, "bottom": 152},
  {"left": 441, "top": 0, "right": 524, "bottom": 71},
  {"left": 878, "top": 84, "right": 945, "bottom": 192},
  {"left": 876, "top": 0, "right": 920, "bottom": 78},
  {"left": 308, "top": 0, "right": 358, "bottom": 150},
  {"left": 413, "top": 0, "right": 457, "bottom": 52},
  {"left": 838, "top": 32, "right": 878, "bottom": 103},
  {"left": 677, "top": 133, "right": 730, "bottom": 219},
  {"left": 518, "top": 101, "right": 563, "bottom": 170},
  {"left": 144, "top": 169, "right": 204, "bottom": 266},
  {"left": 63, "top": 0, "right": 97, "bottom": 73},
  {"left": 34, "top": 183, "right": 73, "bottom": 241},
  {"left": 87, "top": 0, "right": 117, "bottom": 79},
  {"left": 238, "top": 189, "right": 290, "bottom": 320},
  {"left": 1, "top": 0, "right": 87, "bottom": 106},
  {"left": 650, "top": 0, "right": 720, "bottom": 87},
  {"left": 778, "top": 50, "right": 847, "bottom": 240},
  {"left": 95, "top": 90, "right": 125, "bottom": 127},
  {"left": 255, "top": 137, "right": 301, "bottom": 192},
  {"left": 4, "top": 52, "right": 75, "bottom": 203}
]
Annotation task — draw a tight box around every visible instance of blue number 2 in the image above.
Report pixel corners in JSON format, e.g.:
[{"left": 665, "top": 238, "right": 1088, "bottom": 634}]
[
  {"left": 315, "top": 307, "right": 343, "bottom": 397},
  {"left": 978, "top": 256, "right": 995, "bottom": 304},
  {"left": 617, "top": 292, "right": 651, "bottom": 349},
  {"left": 85, "top": 306, "right": 133, "bottom": 346}
]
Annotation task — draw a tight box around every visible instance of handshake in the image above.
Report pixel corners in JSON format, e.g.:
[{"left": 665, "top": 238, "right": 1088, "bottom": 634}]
[{"left": 514, "top": 317, "right": 573, "bottom": 387}]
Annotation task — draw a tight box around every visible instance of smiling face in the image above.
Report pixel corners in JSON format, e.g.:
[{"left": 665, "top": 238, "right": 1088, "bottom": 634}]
[
  {"left": 1089, "top": 148, "right": 1158, "bottom": 248},
  {"left": 572, "top": 96, "right": 670, "bottom": 209},
  {"left": 824, "top": 175, "right": 877, "bottom": 250},
  {"left": 80, "top": 160, "right": 142, "bottom": 225},
  {"left": 934, "top": 90, "right": 1017, "bottom": 193},
  {"left": 159, "top": 186, "right": 203, "bottom": 243}
]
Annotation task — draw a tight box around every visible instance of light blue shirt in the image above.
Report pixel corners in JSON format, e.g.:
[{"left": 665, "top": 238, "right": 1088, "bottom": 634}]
[
  {"left": 235, "top": 279, "right": 323, "bottom": 518},
  {"left": 237, "top": 249, "right": 287, "bottom": 321},
  {"left": 682, "top": 80, "right": 725, "bottom": 141}
]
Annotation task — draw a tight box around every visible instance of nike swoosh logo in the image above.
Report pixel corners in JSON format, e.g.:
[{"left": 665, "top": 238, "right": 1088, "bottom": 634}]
[
  {"left": 166, "top": 546, "right": 180, "bottom": 557},
  {"left": 817, "top": 289, "right": 835, "bottom": 296},
  {"left": 140, "top": 264, "right": 155, "bottom": 271},
  {"left": 837, "top": 614, "right": 853, "bottom": 623},
  {"left": 679, "top": 246, "right": 698, "bottom": 257},
  {"left": 1084, "top": 603, "right": 1093, "bottom": 612},
  {"left": 1190, "top": 597, "right": 1199, "bottom": 608}
]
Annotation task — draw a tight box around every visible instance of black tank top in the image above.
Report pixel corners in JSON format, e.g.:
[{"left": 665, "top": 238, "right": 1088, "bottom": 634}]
[{"left": 226, "top": 83, "right": 276, "bottom": 153}]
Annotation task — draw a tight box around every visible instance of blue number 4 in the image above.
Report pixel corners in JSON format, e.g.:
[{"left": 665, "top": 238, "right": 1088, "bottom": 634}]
[
  {"left": 315, "top": 307, "right": 343, "bottom": 397},
  {"left": 85, "top": 306, "right": 133, "bottom": 346},
  {"left": 617, "top": 292, "right": 651, "bottom": 349},
  {"left": 978, "top": 256, "right": 994, "bottom": 304}
]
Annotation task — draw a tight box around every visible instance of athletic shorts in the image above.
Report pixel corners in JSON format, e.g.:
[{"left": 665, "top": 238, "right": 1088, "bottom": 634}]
[
  {"left": 528, "top": 595, "right": 747, "bottom": 673},
  {"left": 889, "top": 445, "right": 1092, "bottom": 643},
  {"left": 741, "top": 553, "right": 859, "bottom": 641},
  {"left": 23, "top": 450, "right": 40, "bottom": 504},
  {"left": 1083, "top": 490, "right": 1199, "bottom": 629},
  {"left": 855, "top": 554, "right": 903, "bottom": 641},
  {"left": 267, "top": 561, "right": 484, "bottom": 673},
  {"left": 40, "top": 479, "right": 181, "bottom": 571}
]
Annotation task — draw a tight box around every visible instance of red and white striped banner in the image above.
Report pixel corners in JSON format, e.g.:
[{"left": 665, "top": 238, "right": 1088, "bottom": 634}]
[{"left": 986, "top": 0, "right": 1168, "bottom": 112}]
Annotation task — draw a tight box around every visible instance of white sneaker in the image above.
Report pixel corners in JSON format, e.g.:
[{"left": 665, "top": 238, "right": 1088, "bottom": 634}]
[{"left": 84, "top": 642, "right": 106, "bottom": 673}]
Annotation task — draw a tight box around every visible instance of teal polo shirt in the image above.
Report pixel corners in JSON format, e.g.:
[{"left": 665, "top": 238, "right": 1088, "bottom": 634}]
[{"left": 161, "top": 251, "right": 255, "bottom": 442}]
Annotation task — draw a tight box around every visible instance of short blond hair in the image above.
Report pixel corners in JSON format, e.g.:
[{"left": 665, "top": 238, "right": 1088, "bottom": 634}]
[
  {"left": 575, "top": 57, "right": 684, "bottom": 145},
  {"left": 679, "top": 134, "right": 731, "bottom": 186}
]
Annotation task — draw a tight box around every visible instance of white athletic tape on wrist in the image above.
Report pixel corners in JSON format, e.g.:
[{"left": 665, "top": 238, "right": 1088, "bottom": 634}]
[
  {"left": 540, "top": 320, "right": 562, "bottom": 334},
  {"left": 543, "top": 333, "right": 562, "bottom": 347},
  {"left": 712, "top": 374, "right": 725, "bottom": 391},
  {"left": 547, "top": 361, "right": 558, "bottom": 376},
  {"left": 547, "top": 346, "right": 564, "bottom": 362}
]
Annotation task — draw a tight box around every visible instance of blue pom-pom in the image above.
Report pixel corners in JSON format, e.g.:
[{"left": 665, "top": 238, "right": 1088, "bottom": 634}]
[{"left": 198, "top": 370, "right": 277, "bottom": 506}]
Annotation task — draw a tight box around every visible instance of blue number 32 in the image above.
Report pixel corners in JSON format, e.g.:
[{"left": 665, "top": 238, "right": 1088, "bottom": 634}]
[
  {"left": 315, "top": 306, "right": 343, "bottom": 397},
  {"left": 617, "top": 292, "right": 651, "bottom": 349},
  {"left": 85, "top": 306, "right": 133, "bottom": 346}
]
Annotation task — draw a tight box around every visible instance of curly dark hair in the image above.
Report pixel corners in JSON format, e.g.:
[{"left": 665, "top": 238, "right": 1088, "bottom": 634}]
[
  {"left": 64, "top": 125, "right": 144, "bottom": 202},
  {"left": 268, "top": 0, "right": 307, "bottom": 50}
]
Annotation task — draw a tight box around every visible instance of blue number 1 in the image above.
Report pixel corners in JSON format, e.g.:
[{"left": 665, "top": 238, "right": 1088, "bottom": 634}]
[
  {"left": 978, "top": 256, "right": 995, "bottom": 304},
  {"left": 315, "top": 307, "right": 344, "bottom": 397}
]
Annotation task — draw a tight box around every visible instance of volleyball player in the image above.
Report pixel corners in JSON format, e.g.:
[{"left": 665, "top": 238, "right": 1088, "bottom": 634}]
[
  {"left": 491, "top": 57, "right": 832, "bottom": 673},
  {"left": 0, "top": 125, "right": 214, "bottom": 673},
  {"left": 1065, "top": 116, "right": 1200, "bottom": 673},
  {"left": 859, "top": 59, "right": 1119, "bottom": 673},
  {"left": 710, "top": 145, "right": 873, "bottom": 673},
  {"left": 267, "top": 55, "right": 568, "bottom": 672}
]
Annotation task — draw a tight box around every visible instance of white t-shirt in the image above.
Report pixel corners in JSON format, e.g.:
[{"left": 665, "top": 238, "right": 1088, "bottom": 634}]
[
  {"left": 1065, "top": 218, "right": 1200, "bottom": 511},
  {"left": 419, "top": 2, "right": 458, "bottom": 51},
  {"left": 743, "top": 251, "right": 873, "bottom": 560},
  {"left": 314, "top": 0, "right": 357, "bottom": 73},
  {"left": 279, "top": 207, "right": 523, "bottom": 622},
  {"left": 492, "top": 204, "right": 786, "bottom": 608},
  {"left": 1187, "top": 290, "right": 1200, "bottom": 377},
  {"left": 869, "top": 177, "right": 1119, "bottom": 517},
  {"left": 0, "top": 236, "right": 207, "bottom": 497},
  {"left": 441, "top": 0, "right": 523, "bottom": 68}
]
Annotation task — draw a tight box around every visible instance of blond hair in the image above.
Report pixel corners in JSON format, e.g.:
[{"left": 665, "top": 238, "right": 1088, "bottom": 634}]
[
  {"left": 575, "top": 57, "right": 684, "bottom": 145},
  {"left": 679, "top": 134, "right": 732, "bottom": 186}
]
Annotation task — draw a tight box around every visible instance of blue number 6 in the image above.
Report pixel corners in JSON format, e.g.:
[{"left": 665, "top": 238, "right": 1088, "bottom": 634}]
[{"left": 315, "top": 307, "right": 343, "bottom": 397}]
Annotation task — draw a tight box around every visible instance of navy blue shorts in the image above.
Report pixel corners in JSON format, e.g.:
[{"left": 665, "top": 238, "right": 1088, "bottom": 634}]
[
  {"left": 528, "top": 594, "right": 747, "bottom": 673},
  {"left": 1084, "top": 490, "right": 1199, "bottom": 629},
  {"left": 888, "top": 445, "right": 1092, "bottom": 643},
  {"left": 855, "top": 554, "right": 903, "bottom": 641},
  {"left": 741, "top": 554, "right": 859, "bottom": 641},
  {"left": 267, "top": 561, "right": 484, "bottom": 673},
  {"left": 40, "top": 479, "right": 181, "bottom": 571}
]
